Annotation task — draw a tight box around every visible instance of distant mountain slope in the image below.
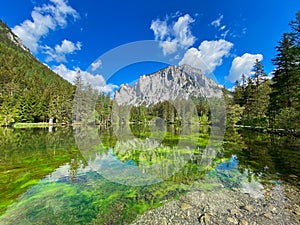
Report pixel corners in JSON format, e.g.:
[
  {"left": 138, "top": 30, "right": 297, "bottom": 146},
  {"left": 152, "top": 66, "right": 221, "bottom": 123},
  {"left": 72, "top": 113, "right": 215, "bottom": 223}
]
[
  {"left": 115, "top": 64, "right": 223, "bottom": 106},
  {"left": 0, "top": 20, "right": 30, "bottom": 53},
  {"left": 0, "top": 19, "right": 74, "bottom": 125}
]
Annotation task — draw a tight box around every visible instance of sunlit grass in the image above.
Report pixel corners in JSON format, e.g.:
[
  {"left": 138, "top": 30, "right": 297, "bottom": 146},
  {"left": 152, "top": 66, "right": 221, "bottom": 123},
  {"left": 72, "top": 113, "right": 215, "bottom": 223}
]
[{"left": 13, "top": 122, "right": 49, "bottom": 128}]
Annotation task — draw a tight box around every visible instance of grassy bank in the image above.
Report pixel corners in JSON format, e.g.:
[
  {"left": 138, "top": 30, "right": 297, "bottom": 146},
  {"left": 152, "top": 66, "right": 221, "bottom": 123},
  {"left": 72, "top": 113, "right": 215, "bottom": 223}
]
[{"left": 12, "top": 123, "right": 49, "bottom": 128}]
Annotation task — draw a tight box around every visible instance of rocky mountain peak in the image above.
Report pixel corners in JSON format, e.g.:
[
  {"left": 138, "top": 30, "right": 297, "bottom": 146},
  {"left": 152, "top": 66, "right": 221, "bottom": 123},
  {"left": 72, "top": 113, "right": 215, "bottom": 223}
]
[{"left": 115, "top": 64, "right": 223, "bottom": 106}]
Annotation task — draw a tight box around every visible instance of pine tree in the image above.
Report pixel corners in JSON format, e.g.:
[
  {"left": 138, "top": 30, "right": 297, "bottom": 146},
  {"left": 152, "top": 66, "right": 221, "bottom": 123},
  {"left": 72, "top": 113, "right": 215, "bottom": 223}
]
[
  {"left": 72, "top": 70, "right": 85, "bottom": 123},
  {"left": 241, "top": 73, "right": 247, "bottom": 90},
  {"left": 270, "top": 10, "right": 300, "bottom": 129},
  {"left": 244, "top": 77, "right": 255, "bottom": 107},
  {"left": 233, "top": 80, "right": 244, "bottom": 106},
  {"left": 289, "top": 10, "right": 300, "bottom": 48},
  {"left": 253, "top": 59, "right": 267, "bottom": 86},
  {"left": 289, "top": 10, "right": 300, "bottom": 111},
  {"left": 271, "top": 33, "right": 296, "bottom": 110}
]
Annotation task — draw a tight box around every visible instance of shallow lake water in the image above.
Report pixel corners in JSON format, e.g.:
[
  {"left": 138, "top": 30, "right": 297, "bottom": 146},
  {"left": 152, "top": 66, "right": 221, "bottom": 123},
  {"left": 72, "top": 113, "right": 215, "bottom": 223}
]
[{"left": 0, "top": 125, "right": 299, "bottom": 224}]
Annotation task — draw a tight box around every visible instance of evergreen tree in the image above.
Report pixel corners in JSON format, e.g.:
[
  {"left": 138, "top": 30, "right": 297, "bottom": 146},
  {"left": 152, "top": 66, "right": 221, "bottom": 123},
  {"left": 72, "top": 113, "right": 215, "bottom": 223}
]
[
  {"left": 269, "top": 11, "right": 300, "bottom": 129},
  {"left": 289, "top": 10, "right": 300, "bottom": 111},
  {"left": 241, "top": 73, "right": 247, "bottom": 90},
  {"left": 95, "top": 92, "right": 113, "bottom": 124},
  {"left": 253, "top": 59, "right": 267, "bottom": 86},
  {"left": 271, "top": 33, "right": 296, "bottom": 110},
  {"left": 72, "top": 71, "right": 85, "bottom": 123},
  {"left": 241, "top": 70, "right": 271, "bottom": 127},
  {"left": 244, "top": 77, "right": 255, "bottom": 109},
  {"left": 289, "top": 10, "right": 300, "bottom": 48},
  {"left": 233, "top": 80, "right": 244, "bottom": 106}
]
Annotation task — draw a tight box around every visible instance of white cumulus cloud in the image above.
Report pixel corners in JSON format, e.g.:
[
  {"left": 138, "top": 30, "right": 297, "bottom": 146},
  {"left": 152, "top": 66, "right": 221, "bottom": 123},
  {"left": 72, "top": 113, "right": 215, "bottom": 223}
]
[
  {"left": 150, "top": 19, "right": 168, "bottom": 41},
  {"left": 52, "top": 64, "right": 118, "bottom": 93},
  {"left": 179, "top": 39, "right": 233, "bottom": 74},
  {"left": 173, "top": 14, "right": 196, "bottom": 48},
  {"left": 12, "top": 0, "right": 79, "bottom": 52},
  {"left": 159, "top": 40, "right": 177, "bottom": 55},
  {"left": 226, "top": 53, "right": 263, "bottom": 82},
  {"left": 150, "top": 14, "right": 196, "bottom": 55},
  {"left": 43, "top": 39, "right": 81, "bottom": 62},
  {"left": 55, "top": 39, "right": 81, "bottom": 54}
]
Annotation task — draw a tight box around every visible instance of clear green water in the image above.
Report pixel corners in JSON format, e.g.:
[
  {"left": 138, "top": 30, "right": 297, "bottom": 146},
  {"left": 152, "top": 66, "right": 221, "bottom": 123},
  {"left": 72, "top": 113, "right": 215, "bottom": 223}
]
[{"left": 0, "top": 126, "right": 299, "bottom": 224}]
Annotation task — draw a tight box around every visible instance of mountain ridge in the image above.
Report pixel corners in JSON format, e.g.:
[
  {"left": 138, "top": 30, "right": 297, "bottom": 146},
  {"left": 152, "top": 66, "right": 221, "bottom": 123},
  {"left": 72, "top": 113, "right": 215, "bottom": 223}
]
[{"left": 115, "top": 64, "right": 223, "bottom": 106}]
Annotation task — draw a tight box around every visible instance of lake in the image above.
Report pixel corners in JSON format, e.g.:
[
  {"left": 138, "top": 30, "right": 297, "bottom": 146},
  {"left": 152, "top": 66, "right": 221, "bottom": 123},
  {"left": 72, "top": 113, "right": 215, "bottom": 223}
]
[{"left": 0, "top": 125, "right": 299, "bottom": 224}]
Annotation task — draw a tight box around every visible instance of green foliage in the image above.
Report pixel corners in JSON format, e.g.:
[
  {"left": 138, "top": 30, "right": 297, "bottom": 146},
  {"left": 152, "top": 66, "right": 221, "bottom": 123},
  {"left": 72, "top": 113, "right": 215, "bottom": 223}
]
[
  {"left": 243, "top": 80, "right": 271, "bottom": 127},
  {"left": 226, "top": 104, "right": 244, "bottom": 128},
  {"left": 0, "top": 17, "right": 116, "bottom": 126},
  {"left": 270, "top": 11, "right": 300, "bottom": 129},
  {"left": 229, "top": 10, "right": 300, "bottom": 131},
  {"left": 274, "top": 107, "right": 300, "bottom": 130},
  {"left": 271, "top": 33, "right": 298, "bottom": 110},
  {"left": 112, "top": 99, "right": 203, "bottom": 126},
  {"left": 0, "top": 20, "right": 74, "bottom": 125},
  {"left": 95, "top": 92, "right": 113, "bottom": 125},
  {"left": 233, "top": 80, "right": 244, "bottom": 106},
  {"left": 72, "top": 74, "right": 100, "bottom": 125}
]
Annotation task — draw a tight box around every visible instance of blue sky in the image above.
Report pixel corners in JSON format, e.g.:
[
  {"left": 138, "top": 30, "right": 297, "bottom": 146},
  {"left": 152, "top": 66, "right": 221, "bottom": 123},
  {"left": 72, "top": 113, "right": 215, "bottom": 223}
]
[{"left": 1, "top": 0, "right": 300, "bottom": 91}]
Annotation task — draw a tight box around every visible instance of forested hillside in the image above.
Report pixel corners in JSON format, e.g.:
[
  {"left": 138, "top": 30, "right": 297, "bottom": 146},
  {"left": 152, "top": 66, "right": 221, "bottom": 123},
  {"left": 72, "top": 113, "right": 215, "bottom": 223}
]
[{"left": 0, "top": 20, "right": 75, "bottom": 125}]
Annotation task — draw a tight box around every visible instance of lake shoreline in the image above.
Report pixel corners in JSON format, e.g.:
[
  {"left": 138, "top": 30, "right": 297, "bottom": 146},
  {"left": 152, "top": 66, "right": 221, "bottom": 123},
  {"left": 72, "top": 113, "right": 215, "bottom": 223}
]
[
  {"left": 3, "top": 122, "right": 299, "bottom": 138},
  {"left": 235, "top": 125, "right": 300, "bottom": 138},
  {"left": 131, "top": 182, "right": 300, "bottom": 225}
]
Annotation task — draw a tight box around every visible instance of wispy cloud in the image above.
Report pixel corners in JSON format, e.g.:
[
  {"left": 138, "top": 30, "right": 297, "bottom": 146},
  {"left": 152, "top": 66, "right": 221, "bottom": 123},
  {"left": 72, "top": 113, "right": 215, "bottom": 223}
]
[
  {"left": 12, "top": 0, "right": 79, "bottom": 52},
  {"left": 179, "top": 39, "right": 233, "bottom": 74},
  {"left": 52, "top": 64, "right": 118, "bottom": 93},
  {"left": 43, "top": 39, "right": 81, "bottom": 62},
  {"left": 91, "top": 59, "right": 102, "bottom": 71},
  {"left": 211, "top": 15, "right": 224, "bottom": 28},
  {"left": 150, "top": 14, "right": 196, "bottom": 55},
  {"left": 226, "top": 53, "right": 263, "bottom": 82},
  {"left": 220, "top": 30, "right": 230, "bottom": 39},
  {"left": 210, "top": 14, "right": 231, "bottom": 39}
]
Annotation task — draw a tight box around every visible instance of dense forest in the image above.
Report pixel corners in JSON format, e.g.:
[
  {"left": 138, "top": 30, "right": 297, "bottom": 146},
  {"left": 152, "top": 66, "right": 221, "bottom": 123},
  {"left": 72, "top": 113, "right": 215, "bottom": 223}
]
[
  {"left": 228, "top": 10, "right": 300, "bottom": 131},
  {"left": 0, "top": 10, "right": 300, "bottom": 131},
  {"left": 0, "top": 20, "right": 74, "bottom": 125},
  {"left": 0, "top": 19, "right": 114, "bottom": 126}
]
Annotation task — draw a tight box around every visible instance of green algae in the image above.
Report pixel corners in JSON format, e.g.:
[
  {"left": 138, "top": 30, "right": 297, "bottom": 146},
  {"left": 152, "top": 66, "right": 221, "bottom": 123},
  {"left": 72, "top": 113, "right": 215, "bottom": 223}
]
[{"left": 0, "top": 125, "right": 299, "bottom": 224}]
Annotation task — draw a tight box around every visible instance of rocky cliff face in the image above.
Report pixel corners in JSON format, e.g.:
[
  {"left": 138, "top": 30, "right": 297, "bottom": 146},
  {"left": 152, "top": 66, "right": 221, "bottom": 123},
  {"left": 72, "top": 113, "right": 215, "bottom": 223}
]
[{"left": 115, "top": 64, "right": 223, "bottom": 106}]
